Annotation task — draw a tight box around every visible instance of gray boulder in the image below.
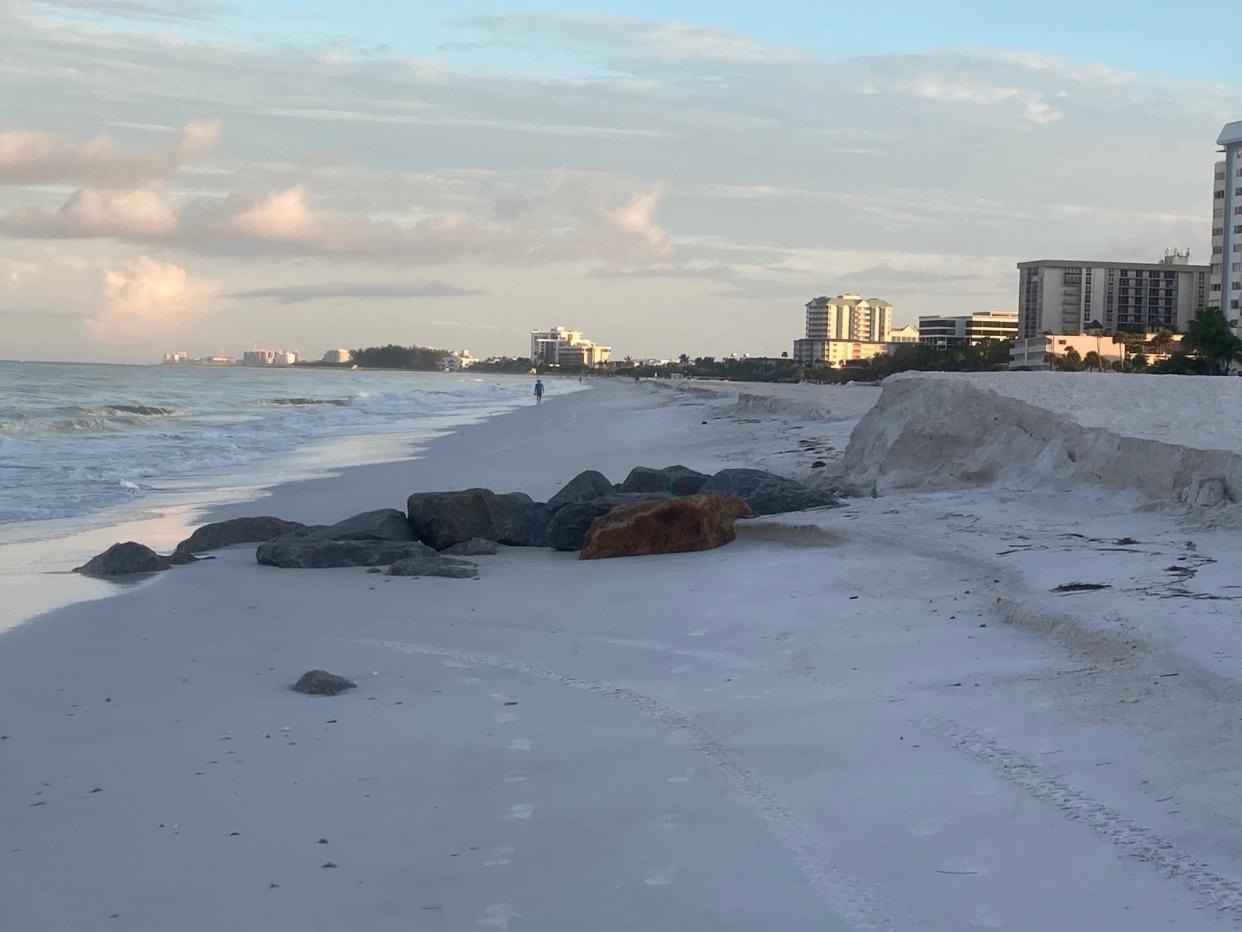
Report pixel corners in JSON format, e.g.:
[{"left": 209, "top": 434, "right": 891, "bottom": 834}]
[
  {"left": 663, "top": 465, "right": 711, "bottom": 496},
  {"left": 256, "top": 539, "right": 438, "bottom": 569},
  {"left": 387, "top": 554, "right": 479, "bottom": 578},
  {"left": 172, "top": 516, "right": 305, "bottom": 561},
  {"left": 292, "top": 670, "right": 355, "bottom": 696},
  {"left": 547, "top": 470, "right": 615, "bottom": 510},
  {"left": 406, "top": 489, "right": 535, "bottom": 550},
  {"left": 516, "top": 500, "right": 553, "bottom": 547},
  {"left": 620, "top": 465, "right": 709, "bottom": 496},
  {"left": 546, "top": 493, "right": 672, "bottom": 551},
  {"left": 442, "top": 537, "right": 500, "bottom": 556},
  {"left": 700, "top": 468, "right": 841, "bottom": 516},
  {"left": 305, "top": 508, "right": 415, "bottom": 542},
  {"left": 75, "top": 541, "right": 172, "bottom": 578}
]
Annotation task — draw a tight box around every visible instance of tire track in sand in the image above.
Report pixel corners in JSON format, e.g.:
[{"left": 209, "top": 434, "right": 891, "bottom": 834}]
[
  {"left": 924, "top": 715, "right": 1242, "bottom": 924},
  {"left": 339, "top": 636, "right": 915, "bottom": 932}
]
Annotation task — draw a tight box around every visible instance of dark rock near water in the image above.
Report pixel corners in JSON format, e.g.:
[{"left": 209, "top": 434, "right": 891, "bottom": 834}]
[
  {"left": 304, "top": 508, "right": 415, "bottom": 542},
  {"left": 700, "top": 468, "right": 841, "bottom": 516},
  {"left": 173, "top": 516, "right": 306, "bottom": 561},
  {"left": 620, "top": 465, "right": 709, "bottom": 496},
  {"left": 256, "top": 539, "right": 438, "bottom": 569},
  {"left": 547, "top": 470, "right": 615, "bottom": 510},
  {"left": 387, "top": 554, "right": 479, "bottom": 578},
  {"left": 75, "top": 541, "right": 172, "bottom": 578},
  {"left": 442, "top": 537, "right": 500, "bottom": 556},
  {"left": 546, "top": 492, "right": 672, "bottom": 551},
  {"left": 292, "top": 670, "right": 356, "bottom": 696},
  {"left": 406, "top": 489, "right": 537, "bottom": 550},
  {"left": 580, "top": 494, "right": 752, "bottom": 560}
]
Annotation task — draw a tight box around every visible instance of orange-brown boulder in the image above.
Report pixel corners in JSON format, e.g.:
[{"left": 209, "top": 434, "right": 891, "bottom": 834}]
[{"left": 579, "top": 494, "right": 752, "bottom": 560}]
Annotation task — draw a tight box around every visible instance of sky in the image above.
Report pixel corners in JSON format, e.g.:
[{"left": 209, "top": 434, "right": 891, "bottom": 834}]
[{"left": 0, "top": 0, "right": 1237, "bottom": 363}]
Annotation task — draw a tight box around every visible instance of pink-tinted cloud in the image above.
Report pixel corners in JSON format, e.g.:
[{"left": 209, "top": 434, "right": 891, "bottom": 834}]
[
  {"left": 598, "top": 189, "right": 672, "bottom": 259},
  {"left": 2, "top": 177, "right": 676, "bottom": 266},
  {"left": 4, "top": 182, "right": 178, "bottom": 237},
  {"left": 86, "top": 256, "right": 224, "bottom": 338},
  {"left": 0, "top": 119, "right": 221, "bottom": 186}
]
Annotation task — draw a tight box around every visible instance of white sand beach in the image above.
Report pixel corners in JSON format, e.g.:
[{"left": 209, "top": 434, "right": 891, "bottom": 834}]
[{"left": 7, "top": 376, "right": 1242, "bottom": 931}]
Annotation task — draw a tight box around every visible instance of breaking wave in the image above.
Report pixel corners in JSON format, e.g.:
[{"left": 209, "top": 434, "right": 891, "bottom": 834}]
[{"left": 251, "top": 397, "right": 353, "bottom": 408}]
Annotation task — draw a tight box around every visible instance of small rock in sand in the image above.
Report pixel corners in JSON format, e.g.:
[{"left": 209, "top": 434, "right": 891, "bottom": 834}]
[
  {"left": 74, "top": 542, "right": 172, "bottom": 578},
  {"left": 387, "top": 556, "right": 478, "bottom": 579},
  {"left": 292, "top": 670, "right": 356, "bottom": 696},
  {"left": 441, "top": 537, "right": 499, "bottom": 556}
]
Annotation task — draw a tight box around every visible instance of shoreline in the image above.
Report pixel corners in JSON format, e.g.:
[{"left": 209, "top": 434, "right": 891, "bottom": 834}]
[
  {"left": 0, "top": 374, "right": 583, "bottom": 634},
  {"left": 9, "top": 376, "right": 1242, "bottom": 930}
]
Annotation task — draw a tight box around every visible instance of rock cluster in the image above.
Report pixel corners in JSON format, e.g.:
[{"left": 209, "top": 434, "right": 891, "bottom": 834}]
[{"left": 75, "top": 464, "right": 839, "bottom": 578}]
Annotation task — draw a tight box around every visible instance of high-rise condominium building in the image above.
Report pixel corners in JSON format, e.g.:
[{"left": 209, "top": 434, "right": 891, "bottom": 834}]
[
  {"left": 1016, "top": 252, "right": 1209, "bottom": 338},
  {"left": 1212, "top": 121, "right": 1242, "bottom": 319},
  {"left": 803, "top": 294, "right": 893, "bottom": 343},
  {"left": 529, "top": 327, "right": 611, "bottom": 367}
]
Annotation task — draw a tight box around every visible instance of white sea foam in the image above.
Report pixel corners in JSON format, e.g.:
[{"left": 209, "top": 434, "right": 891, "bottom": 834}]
[{"left": 0, "top": 362, "right": 567, "bottom": 526}]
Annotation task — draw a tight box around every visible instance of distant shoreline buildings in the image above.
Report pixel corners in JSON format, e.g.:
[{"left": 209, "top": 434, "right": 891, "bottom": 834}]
[
  {"left": 792, "top": 294, "right": 897, "bottom": 367},
  {"left": 162, "top": 349, "right": 302, "bottom": 367},
  {"left": 1015, "top": 251, "right": 1209, "bottom": 339},
  {"left": 529, "top": 327, "right": 612, "bottom": 368},
  {"left": 918, "top": 311, "right": 1018, "bottom": 350}
]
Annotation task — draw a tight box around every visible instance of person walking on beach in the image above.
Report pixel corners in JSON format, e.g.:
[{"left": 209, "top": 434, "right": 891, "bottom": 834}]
[{"left": 534, "top": 378, "right": 544, "bottom": 404}]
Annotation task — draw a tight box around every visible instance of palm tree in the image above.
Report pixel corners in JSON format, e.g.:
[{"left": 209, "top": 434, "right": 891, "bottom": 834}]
[
  {"left": 1152, "top": 328, "right": 1175, "bottom": 358},
  {"left": 1083, "top": 350, "right": 1103, "bottom": 372},
  {"left": 1110, "top": 333, "right": 1128, "bottom": 370}
]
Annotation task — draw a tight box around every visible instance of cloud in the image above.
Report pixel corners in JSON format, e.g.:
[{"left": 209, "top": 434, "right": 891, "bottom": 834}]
[
  {"left": 4, "top": 182, "right": 177, "bottom": 237},
  {"left": 600, "top": 190, "right": 672, "bottom": 259},
  {"left": 868, "top": 76, "right": 1062, "bottom": 125},
  {"left": 996, "top": 51, "right": 1135, "bottom": 86},
  {"left": 226, "top": 280, "right": 484, "bottom": 304},
  {"left": 839, "top": 262, "right": 977, "bottom": 286},
  {"left": 588, "top": 263, "right": 738, "bottom": 281},
  {"left": 0, "top": 7, "right": 1233, "bottom": 359},
  {"left": 86, "top": 256, "right": 223, "bottom": 337},
  {"left": 32, "top": 0, "right": 235, "bottom": 24},
  {"left": 2, "top": 175, "right": 676, "bottom": 266},
  {"left": 461, "top": 14, "right": 798, "bottom": 67},
  {"left": 0, "top": 119, "right": 220, "bottom": 186},
  {"left": 223, "top": 185, "right": 320, "bottom": 243}
]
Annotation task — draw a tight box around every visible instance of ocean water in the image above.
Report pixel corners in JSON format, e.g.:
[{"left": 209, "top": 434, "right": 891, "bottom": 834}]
[{"left": 0, "top": 361, "right": 547, "bottom": 527}]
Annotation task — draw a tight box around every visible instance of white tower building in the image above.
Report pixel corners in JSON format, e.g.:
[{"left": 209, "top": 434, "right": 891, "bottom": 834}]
[{"left": 1213, "top": 121, "right": 1242, "bottom": 322}]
